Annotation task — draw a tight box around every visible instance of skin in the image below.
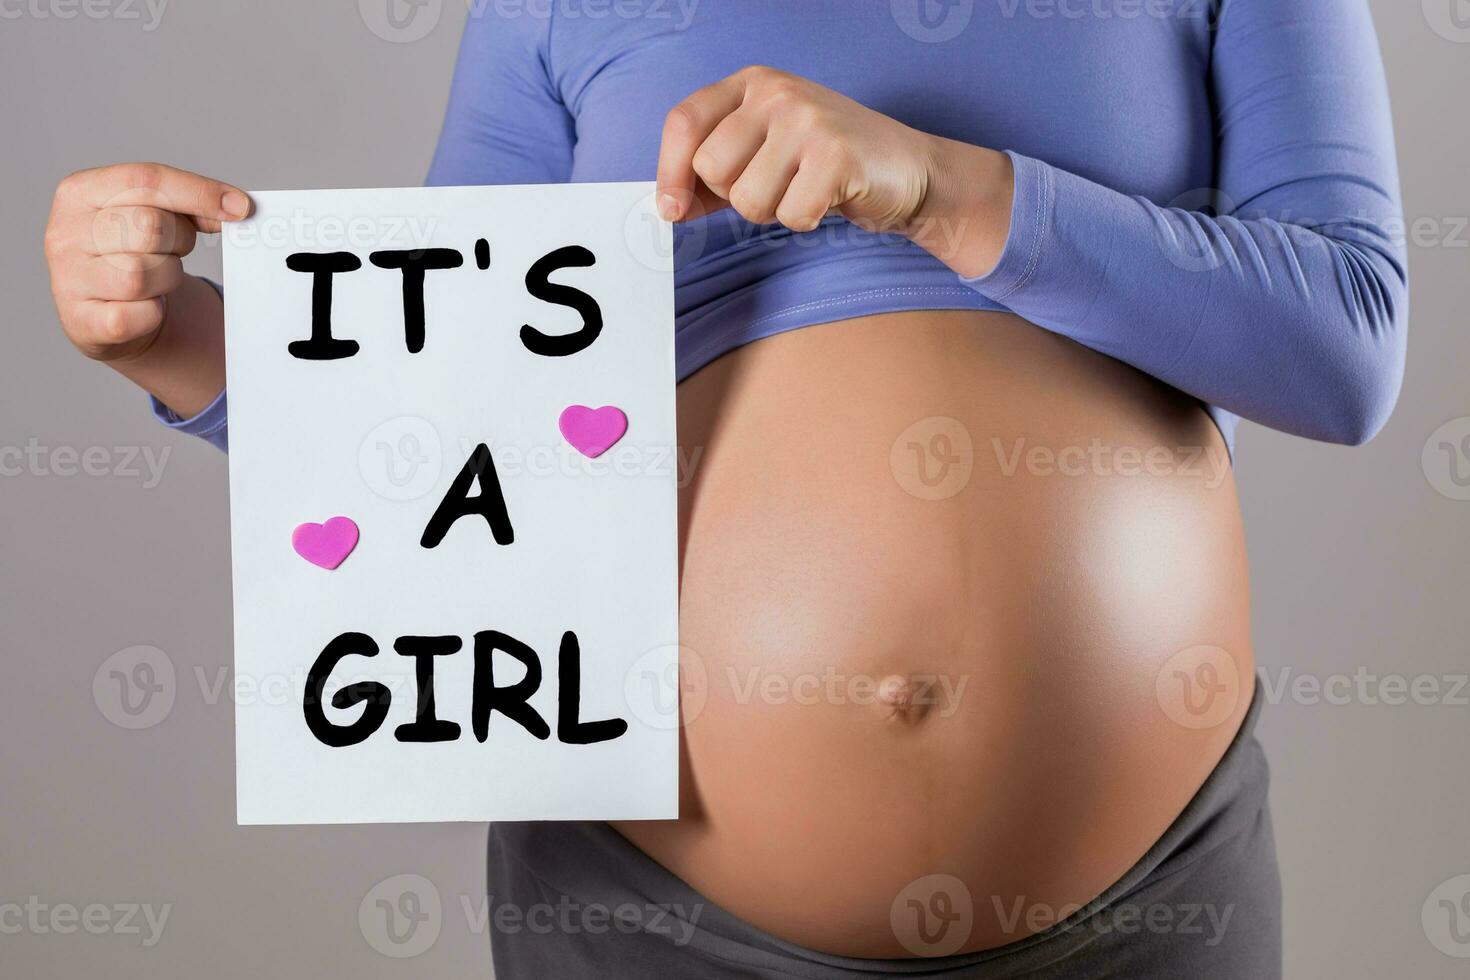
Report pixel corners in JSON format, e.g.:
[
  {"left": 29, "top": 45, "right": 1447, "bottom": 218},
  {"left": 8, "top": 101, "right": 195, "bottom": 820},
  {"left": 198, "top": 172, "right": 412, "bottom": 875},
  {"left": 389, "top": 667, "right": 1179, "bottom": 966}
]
[
  {"left": 653, "top": 66, "right": 1015, "bottom": 277},
  {"left": 45, "top": 162, "right": 243, "bottom": 417},
  {"left": 46, "top": 66, "right": 1254, "bottom": 956},
  {"left": 617, "top": 311, "right": 1252, "bottom": 955}
]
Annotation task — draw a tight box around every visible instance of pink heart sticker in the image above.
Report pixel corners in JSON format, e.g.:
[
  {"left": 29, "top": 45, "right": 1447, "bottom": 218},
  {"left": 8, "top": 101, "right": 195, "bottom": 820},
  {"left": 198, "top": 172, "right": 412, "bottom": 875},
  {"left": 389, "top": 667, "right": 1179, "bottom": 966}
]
[
  {"left": 559, "top": 405, "right": 628, "bottom": 458},
  {"left": 292, "top": 516, "right": 359, "bottom": 570}
]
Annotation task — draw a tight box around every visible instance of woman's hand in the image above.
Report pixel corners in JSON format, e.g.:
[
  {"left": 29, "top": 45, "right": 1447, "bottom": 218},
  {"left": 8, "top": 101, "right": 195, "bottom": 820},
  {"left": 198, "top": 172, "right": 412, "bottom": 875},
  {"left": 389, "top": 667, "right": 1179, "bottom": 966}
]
[
  {"left": 44, "top": 163, "right": 250, "bottom": 416},
  {"left": 656, "top": 66, "right": 1014, "bottom": 277}
]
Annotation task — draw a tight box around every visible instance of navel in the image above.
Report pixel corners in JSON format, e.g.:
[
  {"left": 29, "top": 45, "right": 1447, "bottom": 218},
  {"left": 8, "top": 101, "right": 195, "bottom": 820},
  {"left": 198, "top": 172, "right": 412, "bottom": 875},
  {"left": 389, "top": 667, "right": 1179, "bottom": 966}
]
[{"left": 875, "top": 674, "right": 931, "bottom": 722}]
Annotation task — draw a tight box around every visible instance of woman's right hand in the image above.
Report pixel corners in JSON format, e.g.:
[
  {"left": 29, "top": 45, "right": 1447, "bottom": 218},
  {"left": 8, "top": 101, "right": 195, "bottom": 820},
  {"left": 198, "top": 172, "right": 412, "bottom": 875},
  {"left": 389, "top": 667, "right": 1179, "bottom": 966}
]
[{"left": 44, "top": 162, "right": 250, "bottom": 417}]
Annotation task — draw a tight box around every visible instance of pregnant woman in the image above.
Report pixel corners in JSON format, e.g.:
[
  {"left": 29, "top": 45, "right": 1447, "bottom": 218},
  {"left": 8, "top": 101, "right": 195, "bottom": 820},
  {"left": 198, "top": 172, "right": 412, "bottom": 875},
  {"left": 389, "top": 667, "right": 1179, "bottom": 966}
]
[{"left": 44, "top": 1, "right": 1405, "bottom": 976}]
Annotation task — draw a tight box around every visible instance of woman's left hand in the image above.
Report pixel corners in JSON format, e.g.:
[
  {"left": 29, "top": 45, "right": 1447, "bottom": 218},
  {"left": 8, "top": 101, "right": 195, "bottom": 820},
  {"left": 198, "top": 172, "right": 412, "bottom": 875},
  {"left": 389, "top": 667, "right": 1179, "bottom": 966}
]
[{"left": 656, "top": 65, "right": 1014, "bottom": 277}]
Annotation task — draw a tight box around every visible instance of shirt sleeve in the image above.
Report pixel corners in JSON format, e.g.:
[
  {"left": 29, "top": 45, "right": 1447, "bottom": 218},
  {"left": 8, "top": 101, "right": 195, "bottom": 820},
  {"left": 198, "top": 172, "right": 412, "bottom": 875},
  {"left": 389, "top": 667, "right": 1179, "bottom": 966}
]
[
  {"left": 150, "top": 385, "right": 229, "bottom": 452},
  {"left": 964, "top": 0, "right": 1407, "bottom": 446},
  {"left": 152, "top": 8, "right": 576, "bottom": 453}
]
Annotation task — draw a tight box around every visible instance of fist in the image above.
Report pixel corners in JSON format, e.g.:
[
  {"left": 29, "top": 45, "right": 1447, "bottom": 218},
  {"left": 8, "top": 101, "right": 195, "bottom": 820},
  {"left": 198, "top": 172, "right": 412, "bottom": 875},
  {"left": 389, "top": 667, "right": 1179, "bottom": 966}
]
[
  {"left": 44, "top": 163, "right": 250, "bottom": 361},
  {"left": 656, "top": 66, "right": 940, "bottom": 234}
]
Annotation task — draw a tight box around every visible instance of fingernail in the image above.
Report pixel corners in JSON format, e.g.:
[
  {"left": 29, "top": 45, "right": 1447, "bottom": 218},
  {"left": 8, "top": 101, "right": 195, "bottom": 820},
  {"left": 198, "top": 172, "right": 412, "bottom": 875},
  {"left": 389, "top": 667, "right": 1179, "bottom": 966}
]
[
  {"left": 221, "top": 190, "right": 249, "bottom": 219},
  {"left": 658, "top": 193, "right": 680, "bottom": 221}
]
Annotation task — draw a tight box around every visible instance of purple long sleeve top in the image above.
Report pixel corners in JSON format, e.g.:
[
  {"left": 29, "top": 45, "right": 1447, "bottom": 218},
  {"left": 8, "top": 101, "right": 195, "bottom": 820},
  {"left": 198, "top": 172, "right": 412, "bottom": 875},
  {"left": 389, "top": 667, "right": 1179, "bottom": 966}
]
[{"left": 157, "top": 0, "right": 1408, "bottom": 454}]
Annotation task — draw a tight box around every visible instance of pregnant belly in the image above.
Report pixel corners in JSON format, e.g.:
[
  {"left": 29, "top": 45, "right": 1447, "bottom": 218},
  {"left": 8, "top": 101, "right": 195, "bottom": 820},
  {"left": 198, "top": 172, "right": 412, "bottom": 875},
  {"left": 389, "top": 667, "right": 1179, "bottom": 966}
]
[{"left": 612, "top": 310, "right": 1254, "bottom": 957}]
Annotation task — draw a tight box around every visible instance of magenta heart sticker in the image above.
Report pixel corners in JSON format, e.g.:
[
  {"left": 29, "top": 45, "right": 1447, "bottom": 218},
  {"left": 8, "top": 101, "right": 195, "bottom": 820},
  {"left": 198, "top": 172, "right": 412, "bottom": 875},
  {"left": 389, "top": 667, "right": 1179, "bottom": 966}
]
[
  {"left": 559, "top": 405, "right": 628, "bottom": 458},
  {"left": 292, "top": 516, "right": 359, "bottom": 569}
]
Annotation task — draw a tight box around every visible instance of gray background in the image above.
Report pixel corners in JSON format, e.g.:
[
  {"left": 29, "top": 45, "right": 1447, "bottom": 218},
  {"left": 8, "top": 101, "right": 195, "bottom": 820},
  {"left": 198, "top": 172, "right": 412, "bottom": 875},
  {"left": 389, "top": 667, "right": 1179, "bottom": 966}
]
[{"left": 1, "top": 1, "right": 1467, "bottom": 976}]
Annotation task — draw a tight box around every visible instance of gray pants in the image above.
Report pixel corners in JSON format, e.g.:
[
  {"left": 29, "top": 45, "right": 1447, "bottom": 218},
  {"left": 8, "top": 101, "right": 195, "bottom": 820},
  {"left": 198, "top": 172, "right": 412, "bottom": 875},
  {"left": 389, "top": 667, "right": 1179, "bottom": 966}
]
[{"left": 486, "top": 679, "right": 1280, "bottom": 978}]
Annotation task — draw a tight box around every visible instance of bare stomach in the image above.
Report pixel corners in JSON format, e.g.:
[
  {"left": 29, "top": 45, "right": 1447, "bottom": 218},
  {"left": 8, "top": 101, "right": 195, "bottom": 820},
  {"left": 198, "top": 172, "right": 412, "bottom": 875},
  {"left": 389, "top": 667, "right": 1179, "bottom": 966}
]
[{"left": 612, "top": 310, "right": 1254, "bottom": 957}]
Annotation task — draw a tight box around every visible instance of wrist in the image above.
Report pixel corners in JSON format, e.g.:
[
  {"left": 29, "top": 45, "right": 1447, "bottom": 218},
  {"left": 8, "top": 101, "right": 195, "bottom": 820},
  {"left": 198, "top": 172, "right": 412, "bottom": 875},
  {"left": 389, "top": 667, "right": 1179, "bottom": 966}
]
[
  {"left": 906, "top": 137, "right": 1015, "bottom": 279},
  {"left": 109, "top": 274, "right": 226, "bottom": 420}
]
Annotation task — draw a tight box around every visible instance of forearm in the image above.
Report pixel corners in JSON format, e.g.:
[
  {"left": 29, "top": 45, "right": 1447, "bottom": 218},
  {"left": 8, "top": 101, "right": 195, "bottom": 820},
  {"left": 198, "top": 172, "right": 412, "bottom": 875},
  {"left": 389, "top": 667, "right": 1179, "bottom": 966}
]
[
  {"left": 907, "top": 141, "right": 1406, "bottom": 445},
  {"left": 107, "top": 273, "right": 225, "bottom": 420}
]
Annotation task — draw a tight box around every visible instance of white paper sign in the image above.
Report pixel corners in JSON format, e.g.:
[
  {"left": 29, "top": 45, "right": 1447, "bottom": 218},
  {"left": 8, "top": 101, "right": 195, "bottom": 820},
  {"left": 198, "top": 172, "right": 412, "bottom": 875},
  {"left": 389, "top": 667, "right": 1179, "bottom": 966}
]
[{"left": 222, "top": 183, "right": 679, "bottom": 824}]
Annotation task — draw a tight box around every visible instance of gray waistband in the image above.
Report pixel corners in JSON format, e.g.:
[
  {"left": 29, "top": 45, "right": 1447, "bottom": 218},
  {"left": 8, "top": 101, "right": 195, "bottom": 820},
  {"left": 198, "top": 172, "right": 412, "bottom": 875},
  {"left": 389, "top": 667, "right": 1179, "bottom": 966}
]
[{"left": 488, "top": 676, "right": 1275, "bottom": 978}]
